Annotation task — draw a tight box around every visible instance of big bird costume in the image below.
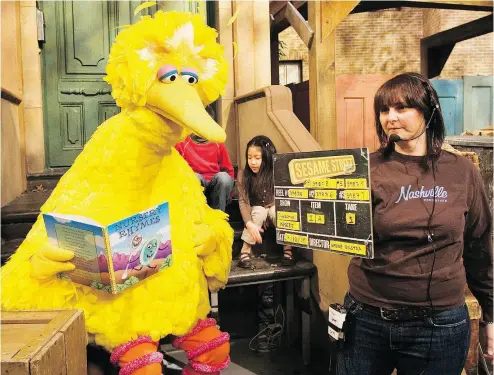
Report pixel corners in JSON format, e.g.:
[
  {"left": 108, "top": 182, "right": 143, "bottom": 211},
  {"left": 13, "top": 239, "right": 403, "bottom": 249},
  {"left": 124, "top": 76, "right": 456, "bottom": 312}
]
[{"left": 1, "top": 11, "right": 233, "bottom": 375}]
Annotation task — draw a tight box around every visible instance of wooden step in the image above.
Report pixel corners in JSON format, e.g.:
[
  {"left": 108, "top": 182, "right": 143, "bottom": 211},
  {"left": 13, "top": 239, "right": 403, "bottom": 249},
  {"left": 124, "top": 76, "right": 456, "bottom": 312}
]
[
  {"left": 26, "top": 170, "right": 65, "bottom": 191},
  {"left": 1, "top": 190, "right": 51, "bottom": 240},
  {"left": 1, "top": 238, "right": 23, "bottom": 266}
]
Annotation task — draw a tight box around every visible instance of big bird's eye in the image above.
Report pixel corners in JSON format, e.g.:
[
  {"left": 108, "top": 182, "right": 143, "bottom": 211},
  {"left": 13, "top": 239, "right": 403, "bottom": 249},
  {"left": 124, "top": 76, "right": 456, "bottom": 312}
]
[
  {"left": 181, "top": 69, "right": 199, "bottom": 85},
  {"left": 157, "top": 65, "right": 179, "bottom": 83}
]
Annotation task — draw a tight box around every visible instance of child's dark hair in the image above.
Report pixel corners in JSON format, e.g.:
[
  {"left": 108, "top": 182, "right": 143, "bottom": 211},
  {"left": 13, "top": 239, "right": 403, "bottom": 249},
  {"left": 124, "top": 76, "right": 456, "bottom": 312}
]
[
  {"left": 242, "top": 136, "right": 277, "bottom": 205},
  {"left": 374, "top": 72, "right": 445, "bottom": 170}
]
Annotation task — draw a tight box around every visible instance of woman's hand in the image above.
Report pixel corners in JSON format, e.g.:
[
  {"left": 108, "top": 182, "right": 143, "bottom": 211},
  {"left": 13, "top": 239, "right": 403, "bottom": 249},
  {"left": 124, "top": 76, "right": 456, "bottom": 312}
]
[
  {"left": 246, "top": 221, "right": 264, "bottom": 244},
  {"left": 484, "top": 322, "right": 493, "bottom": 364}
]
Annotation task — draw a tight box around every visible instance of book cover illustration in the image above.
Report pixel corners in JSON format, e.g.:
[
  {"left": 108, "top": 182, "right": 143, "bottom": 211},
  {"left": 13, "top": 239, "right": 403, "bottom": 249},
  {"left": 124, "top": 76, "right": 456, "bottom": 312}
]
[
  {"left": 43, "top": 202, "right": 172, "bottom": 293},
  {"left": 105, "top": 202, "right": 172, "bottom": 292}
]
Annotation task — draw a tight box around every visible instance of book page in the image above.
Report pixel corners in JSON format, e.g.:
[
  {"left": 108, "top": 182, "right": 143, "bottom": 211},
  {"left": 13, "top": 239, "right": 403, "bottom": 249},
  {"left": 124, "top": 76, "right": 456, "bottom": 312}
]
[
  {"left": 105, "top": 201, "right": 173, "bottom": 292},
  {"left": 43, "top": 213, "right": 111, "bottom": 290},
  {"left": 46, "top": 212, "right": 102, "bottom": 227}
]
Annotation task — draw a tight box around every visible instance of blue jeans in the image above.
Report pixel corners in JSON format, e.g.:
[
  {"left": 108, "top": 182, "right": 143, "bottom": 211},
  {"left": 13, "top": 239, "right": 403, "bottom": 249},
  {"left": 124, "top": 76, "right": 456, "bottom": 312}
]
[
  {"left": 336, "top": 293, "right": 470, "bottom": 375},
  {"left": 196, "top": 172, "right": 234, "bottom": 212}
]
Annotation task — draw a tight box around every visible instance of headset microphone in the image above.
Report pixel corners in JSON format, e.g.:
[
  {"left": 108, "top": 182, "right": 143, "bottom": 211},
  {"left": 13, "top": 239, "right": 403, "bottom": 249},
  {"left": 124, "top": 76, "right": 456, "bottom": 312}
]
[
  {"left": 388, "top": 126, "right": 426, "bottom": 143},
  {"left": 387, "top": 105, "right": 438, "bottom": 144},
  {"left": 388, "top": 134, "right": 402, "bottom": 143}
]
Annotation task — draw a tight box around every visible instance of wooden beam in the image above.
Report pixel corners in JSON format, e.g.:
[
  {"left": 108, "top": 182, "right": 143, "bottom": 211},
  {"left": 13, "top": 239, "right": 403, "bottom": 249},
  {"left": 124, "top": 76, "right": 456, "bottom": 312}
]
[
  {"left": 253, "top": 1, "right": 272, "bottom": 89},
  {"left": 321, "top": 1, "right": 360, "bottom": 39},
  {"left": 216, "top": 1, "right": 237, "bottom": 162},
  {"left": 308, "top": 0, "right": 359, "bottom": 146},
  {"left": 421, "top": 14, "right": 493, "bottom": 77},
  {"left": 1, "top": 87, "right": 22, "bottom": 105},
  {"left": 285, "top": 2, "right": 314, "bottom": 48},
  {"left": 423, "top": 14, "right": 493, "bottom": 48},
  {"left": 421, "top": 44, "right": 455, "bottom": 77},
  {"left": 271, "top": 1, "right": 307, "bottom": 29},
  {"left": 308, "top": 1, "right": 360, "bottom": 312},
  {"left": 269, "top": 0, "right": 288, "bottom": 18}
]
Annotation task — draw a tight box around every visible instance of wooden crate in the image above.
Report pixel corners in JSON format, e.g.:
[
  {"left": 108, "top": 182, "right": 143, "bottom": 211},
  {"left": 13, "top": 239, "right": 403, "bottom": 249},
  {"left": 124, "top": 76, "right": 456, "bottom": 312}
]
[{"left": 1, "top": 310, "right": 87, "bottom": 375}]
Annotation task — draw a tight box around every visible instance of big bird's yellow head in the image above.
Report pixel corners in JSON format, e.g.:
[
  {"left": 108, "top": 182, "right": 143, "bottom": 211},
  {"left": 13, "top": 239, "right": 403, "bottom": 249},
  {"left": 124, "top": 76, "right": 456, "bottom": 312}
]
[{"left": 105, "top": 11, "right": 228, "bottom": 142}]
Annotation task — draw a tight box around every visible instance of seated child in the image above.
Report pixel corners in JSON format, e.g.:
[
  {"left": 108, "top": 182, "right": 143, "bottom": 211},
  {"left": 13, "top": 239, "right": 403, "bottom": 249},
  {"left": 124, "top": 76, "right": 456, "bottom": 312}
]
[
  {"left": 237, "top": 135, "right": 294, "bottom": 268},
  {"left": 175, "top": 106, "right": 234, "bottom": 212}
]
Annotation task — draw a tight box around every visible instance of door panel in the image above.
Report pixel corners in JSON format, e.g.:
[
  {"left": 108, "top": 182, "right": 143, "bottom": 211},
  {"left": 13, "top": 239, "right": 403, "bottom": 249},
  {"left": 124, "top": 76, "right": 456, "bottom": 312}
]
[
  {"left": 431, "top": 79, "right": 463, "bottom": 136},
  {"left": 336, "top": 75, "right": 394, "bottom": 152},
  {"left": 63, "top": 1, "right": 110, "bottom": 74},
  {"left": 464, "top": 76, "right": 493, "bottom": 132},
  {"left": 61, "top": 104, "right": 84, "bottom": 149},
  {"left": 42, "top": 1, "right": 159, "bottom": 167}
]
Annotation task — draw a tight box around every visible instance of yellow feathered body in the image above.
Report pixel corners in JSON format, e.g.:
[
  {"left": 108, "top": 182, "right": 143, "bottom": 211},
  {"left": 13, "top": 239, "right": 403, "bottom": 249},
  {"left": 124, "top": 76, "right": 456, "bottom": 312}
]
[
  {"left": 1, "top": 109, "right": 233, "bottom": 349},
  {"left": 2, "top": 10, "right": 233, "bottom": 350}
]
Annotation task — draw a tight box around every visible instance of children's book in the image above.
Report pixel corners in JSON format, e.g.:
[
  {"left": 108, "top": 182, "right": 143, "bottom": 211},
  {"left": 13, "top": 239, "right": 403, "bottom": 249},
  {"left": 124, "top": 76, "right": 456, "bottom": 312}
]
[{"left": 43, "top": 202, "right": 172, "bottom": 294}]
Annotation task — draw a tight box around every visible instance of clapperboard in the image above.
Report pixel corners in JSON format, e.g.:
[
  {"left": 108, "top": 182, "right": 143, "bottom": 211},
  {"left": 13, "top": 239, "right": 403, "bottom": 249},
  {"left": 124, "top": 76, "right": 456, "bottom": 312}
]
[{"left": 273, "top": 148, "right": 374, "bottom": 258}]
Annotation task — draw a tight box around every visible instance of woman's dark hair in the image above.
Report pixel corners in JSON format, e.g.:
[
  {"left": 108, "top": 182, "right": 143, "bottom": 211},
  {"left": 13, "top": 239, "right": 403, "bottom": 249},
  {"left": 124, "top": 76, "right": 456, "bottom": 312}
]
[
  {"left": 242, "top": 135, "right": 277, "bottom": 204},
  {"left": 374, "top": 72, "right": 445, "bottom": 169}
]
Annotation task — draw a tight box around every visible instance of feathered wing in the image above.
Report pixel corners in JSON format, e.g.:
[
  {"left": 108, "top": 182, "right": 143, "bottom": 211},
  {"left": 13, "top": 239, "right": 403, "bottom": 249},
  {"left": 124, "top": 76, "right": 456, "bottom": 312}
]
[{"left": 200, "top": 205, "right": 233, "bottom": 292}]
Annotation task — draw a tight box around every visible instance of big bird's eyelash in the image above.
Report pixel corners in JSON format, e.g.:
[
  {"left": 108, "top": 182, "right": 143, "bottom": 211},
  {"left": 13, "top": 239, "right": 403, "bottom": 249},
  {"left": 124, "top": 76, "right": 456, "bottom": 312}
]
[{"left": 159, "top": 70, "right": 179, "bottom": 81}]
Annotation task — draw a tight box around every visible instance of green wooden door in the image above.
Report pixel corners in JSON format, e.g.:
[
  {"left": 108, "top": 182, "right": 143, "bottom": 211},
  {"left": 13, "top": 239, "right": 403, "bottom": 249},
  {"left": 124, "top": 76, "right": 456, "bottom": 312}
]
[{"left": 41, "top": 1, "right": 159, "bottom": 167}]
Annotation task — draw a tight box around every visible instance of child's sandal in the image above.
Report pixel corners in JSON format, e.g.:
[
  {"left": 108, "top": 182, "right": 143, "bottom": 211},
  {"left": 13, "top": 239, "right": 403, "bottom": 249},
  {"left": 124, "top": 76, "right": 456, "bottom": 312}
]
[
  {"left": 281, "top": 248, "right": 295, "bottom": 266},
  {"left": 237, "top": 252, "right": 252, "bottom": 268}
]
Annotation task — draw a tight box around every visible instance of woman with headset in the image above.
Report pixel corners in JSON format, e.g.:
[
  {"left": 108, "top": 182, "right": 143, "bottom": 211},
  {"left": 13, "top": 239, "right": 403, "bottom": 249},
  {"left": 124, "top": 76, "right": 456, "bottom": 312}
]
[{"left": 337, "top": 72, "right": 493, "bottom": 374}]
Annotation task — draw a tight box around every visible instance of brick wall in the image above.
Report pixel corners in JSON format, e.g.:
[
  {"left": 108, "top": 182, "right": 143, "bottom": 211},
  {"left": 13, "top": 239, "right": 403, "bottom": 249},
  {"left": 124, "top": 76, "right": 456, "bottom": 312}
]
[
  {"left": 423, "top": 8, "right": 442, "bottom": 36},
  {"left": 335, "top": 8, "right": 423, "bottom": 74},
  {"left": 278, "top": 7, "right": 493, "bottom": 79}
]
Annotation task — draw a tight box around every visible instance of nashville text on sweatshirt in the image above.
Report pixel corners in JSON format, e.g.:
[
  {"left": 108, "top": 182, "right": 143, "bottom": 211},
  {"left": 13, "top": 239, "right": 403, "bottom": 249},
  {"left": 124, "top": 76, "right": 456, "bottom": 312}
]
[{"left": 395, "top": 185, "right": 448, "bottom": 203}]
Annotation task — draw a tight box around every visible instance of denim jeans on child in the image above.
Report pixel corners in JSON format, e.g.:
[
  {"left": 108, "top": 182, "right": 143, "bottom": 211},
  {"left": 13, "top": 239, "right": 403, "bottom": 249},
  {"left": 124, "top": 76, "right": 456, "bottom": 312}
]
[
  {"left": 336, "top": 293, "right": 470, "bottom": 375},
  {"left": 195, "top": 172, "right": 234, "bottom": 212}
]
